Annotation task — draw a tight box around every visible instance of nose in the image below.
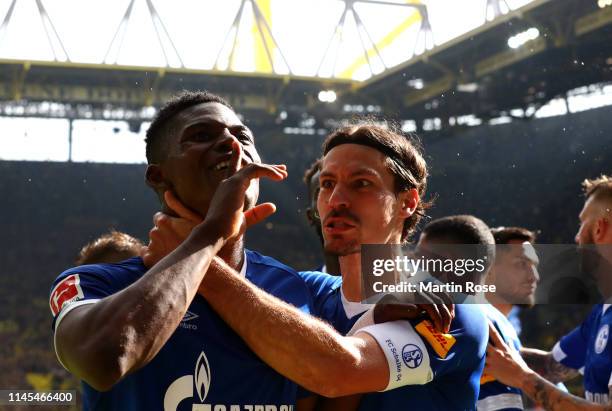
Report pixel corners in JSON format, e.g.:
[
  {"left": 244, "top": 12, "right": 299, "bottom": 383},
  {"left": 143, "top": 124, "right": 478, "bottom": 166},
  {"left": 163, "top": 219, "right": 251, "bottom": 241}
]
[
  {"left": 530, "top": 267, "right": 540, "bottom": 283},
  {"left": 327, "top": 184, "right": 350, "bottom": 210},
  {"left": 213, "top": 129, "right": 238, "bottom": 153}
]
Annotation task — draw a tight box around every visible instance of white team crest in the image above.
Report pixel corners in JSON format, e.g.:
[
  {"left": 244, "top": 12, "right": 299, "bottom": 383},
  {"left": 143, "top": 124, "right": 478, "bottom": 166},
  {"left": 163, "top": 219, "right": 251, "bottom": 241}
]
[{"left": 595, "top": 324, "right": 609, "bottom": 354}]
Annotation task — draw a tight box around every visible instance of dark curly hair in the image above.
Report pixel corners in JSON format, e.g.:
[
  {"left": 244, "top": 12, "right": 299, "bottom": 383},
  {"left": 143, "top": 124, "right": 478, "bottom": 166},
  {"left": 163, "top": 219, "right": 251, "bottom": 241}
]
[{"left": 145, "top": 90, "right": 232, "bottom": 164}]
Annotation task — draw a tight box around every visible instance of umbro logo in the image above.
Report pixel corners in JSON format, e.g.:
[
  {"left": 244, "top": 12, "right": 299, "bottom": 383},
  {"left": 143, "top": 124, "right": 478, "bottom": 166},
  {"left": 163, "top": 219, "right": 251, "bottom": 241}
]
[
  {"left": 182, "top": 311, "right": 199, "bottom": 322},
  {"left": 179, "top": 310, "right": 198, "bottom": 330}
]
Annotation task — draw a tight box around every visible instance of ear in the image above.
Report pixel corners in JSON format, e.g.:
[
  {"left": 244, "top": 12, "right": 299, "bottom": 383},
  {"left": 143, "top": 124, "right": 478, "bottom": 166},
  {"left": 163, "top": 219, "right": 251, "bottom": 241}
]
[
  {"left": 305, "top": 207, "right": 315, "bottom": 225},
  {"left": 595, "top": 217, "right": 609, "bottom": 243},
  {"left": 397, "top": 188, "right": 419, "bottom": 219},
  {"left": 145, "top": 164, "right": 171, "bottom": 199}
]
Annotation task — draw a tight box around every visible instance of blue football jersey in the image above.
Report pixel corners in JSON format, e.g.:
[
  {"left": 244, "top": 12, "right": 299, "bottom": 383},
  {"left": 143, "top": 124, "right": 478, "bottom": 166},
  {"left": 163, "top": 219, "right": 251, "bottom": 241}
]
[
  {"left": 553, "top": 304, "right": 612, "bottom": 404},
  {"left": 49, "top": 251, "right": 313, "bottom": 411},
  {"left": 478, "top": 305, "right": 523, "bottom": 411}
]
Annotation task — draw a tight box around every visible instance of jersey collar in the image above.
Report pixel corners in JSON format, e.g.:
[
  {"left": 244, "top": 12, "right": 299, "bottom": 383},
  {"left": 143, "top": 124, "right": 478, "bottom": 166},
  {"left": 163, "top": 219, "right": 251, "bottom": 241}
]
[{"left": 604, "top": 304, "right": 611, "bottom": 315}]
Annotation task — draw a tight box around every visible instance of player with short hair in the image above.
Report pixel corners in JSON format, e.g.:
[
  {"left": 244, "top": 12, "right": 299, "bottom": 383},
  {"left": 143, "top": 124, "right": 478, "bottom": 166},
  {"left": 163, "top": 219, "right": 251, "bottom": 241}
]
[
  {"left": 50, "top": 91, "right": 313, "bottom": 410},
  {"left": 329, "top": 214, "right": 491, "bottom": 411},
  {"left": 477, "top": 225, "right": 539, "bottom": 411},
  {"left": 485, "top": 175, "right": 612, "bottom": 411},
  {"left": 50, "top": 92, "right": 449, "bottom": 410},
  {"left": 75, "top": 230, "right": 144, "bottom": 265}
]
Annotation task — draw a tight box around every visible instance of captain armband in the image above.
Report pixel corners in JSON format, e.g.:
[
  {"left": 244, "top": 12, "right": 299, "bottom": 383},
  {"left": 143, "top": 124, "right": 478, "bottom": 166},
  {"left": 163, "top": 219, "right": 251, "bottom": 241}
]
[{"left": 357, "top": 320, "right": 433, "bottom": 391}]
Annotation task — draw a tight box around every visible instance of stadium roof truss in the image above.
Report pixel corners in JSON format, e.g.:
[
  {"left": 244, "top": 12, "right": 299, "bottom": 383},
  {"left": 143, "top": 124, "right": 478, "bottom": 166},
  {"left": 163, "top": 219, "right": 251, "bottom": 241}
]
[
  {"left": 350, "top": 0, "right": 612, "bottom": 129},
  {"left": 0, "top": 0, "right": 611, "bottom": 132}
]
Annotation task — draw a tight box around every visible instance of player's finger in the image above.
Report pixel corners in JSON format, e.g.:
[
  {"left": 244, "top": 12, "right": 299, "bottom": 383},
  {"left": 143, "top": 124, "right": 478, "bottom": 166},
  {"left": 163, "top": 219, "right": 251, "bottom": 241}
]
[
  {"left": 227, "top": 139, "right": 243, "bottom": 178},
  {"left": 434, "top": 291, "right": 455, "bottom": 321},
  {"left": 421, "top": 303, "right": 444, "bottom": 333},
  {"left": 437, "top": 303, "right": 453, "bottom": 333},
  {"left": 164, "top": 191, "right": 203, "bottom": 223},
  {"left": 235, "top": 163, "right": 288, "bottom": 183},
  {"left": 488, "top": 321, "right": 507, "bottom": 349},
  {"left": 244, "top": 203, "right": 277, "bottom": 227},
  {"left": 153, "top": 211, "right": 165, "bottom": 226}
]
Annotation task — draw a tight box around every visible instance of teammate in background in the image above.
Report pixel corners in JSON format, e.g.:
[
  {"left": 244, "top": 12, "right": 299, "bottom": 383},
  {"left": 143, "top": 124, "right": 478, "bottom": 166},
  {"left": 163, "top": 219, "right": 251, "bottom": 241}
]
[
  {"left": 75, "top": 230, "right": 144, "bottom": 265},
  {"left": 485, "top": 175, "right": 612, "bottom": 410},
  {"left": 303, "top": 158, "right": 340, "bottom": 275},
  {"left": 327, "top": 214, "right": 492, "bottom": 411},
  {"left": 147, "top": 124, "right": 487, "bottom": 410},
  {"left": 49, "top": 92, "right": 449, "bottom": 410},
  {"left": 487, "top": 226, "right": 539, "bottom": 312},
  {"left": 478, "top": 226, "right": 539, "bottom": 411}
]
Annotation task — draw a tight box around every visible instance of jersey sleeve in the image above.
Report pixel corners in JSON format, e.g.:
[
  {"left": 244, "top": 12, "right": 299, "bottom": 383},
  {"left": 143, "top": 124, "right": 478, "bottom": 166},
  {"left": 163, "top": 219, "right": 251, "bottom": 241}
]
[
  {"left": 49, "top": 264, "right": 136, "bottom": 332},
  {"left": 552, "top": 306, "right": 596, "bottom": 370}
]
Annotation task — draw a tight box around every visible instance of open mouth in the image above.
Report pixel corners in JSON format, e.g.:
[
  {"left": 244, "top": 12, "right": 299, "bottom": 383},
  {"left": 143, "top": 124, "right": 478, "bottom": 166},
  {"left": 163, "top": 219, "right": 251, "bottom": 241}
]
[
  {"left": 213, "top": 161, "right": 231, "bottom": 171},
  {"left": 211, "top": 158, "right": 251, "bottom": 172},
  {"left": 324, "top": 218, "right": 357, "bottom": 233}
]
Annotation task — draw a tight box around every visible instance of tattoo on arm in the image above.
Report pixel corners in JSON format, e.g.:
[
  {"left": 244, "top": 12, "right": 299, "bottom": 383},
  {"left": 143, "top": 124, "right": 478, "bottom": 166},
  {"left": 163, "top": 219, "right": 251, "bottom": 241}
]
[
  {"left": 522, "top": 373, "right": 612, "bottom": 411},
  {"left": 521, "top": 348, "right": 579, "bottom": 383}
]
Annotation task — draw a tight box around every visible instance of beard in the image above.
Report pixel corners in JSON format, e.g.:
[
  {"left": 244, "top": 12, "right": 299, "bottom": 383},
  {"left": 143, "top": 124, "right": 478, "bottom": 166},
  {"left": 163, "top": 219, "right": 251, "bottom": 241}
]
[
  {"left": 324, "top": 238, "right": 361, "bottom": 256},
  {"left": 321, "top": 208, "right": 361, "bottom": 256}
]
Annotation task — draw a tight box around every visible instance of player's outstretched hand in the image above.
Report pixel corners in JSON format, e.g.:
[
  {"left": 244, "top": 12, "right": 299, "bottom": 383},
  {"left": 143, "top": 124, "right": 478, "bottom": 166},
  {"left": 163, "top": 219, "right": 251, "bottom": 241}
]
[
  {"left": 484, "top": 321, "right": 533, "bottom": 388},
  {"left": 373, "top": 291, "right": 454, "bottom": 333}
]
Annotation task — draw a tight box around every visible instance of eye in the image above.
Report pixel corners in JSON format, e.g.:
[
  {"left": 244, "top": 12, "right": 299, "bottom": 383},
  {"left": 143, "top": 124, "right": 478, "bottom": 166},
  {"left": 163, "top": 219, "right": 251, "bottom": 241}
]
[
  {"left": 354, "top": 179, "right": 372, "bottom": 188},
  {"left": 231, "top": 128, "right": 253, "bottom": 144},
  {"left": 237, "top": 131, "right": 251, "bottom": 143},
  {"left": 190, "top": 131, "right": 214, "bottom": 142},
  {"left": 320, "top": 179, "right": 334, "bottom": 190}
]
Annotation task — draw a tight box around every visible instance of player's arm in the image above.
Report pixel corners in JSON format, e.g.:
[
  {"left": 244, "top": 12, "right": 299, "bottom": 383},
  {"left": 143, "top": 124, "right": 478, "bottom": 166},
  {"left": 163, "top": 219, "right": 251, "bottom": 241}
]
[
  {"left": 518, "top": 374, "right": 612, "bottom": 411},
  {"left": 486, "top": 323, "right": 609, "bottom": 411},
  {"left": 199, "top": 259, "right": 398, "bottom": 397},
  {"left": 54, "top": 227, "right": 224, "bottom": 391},
  {"left": 146, "top": 188, "right": 453, "bottom": 398},
  {"left": 54, "top": 142, "right": 286, "bottom": 391},
  {"left": 519, "top": 346, "right": 579, "bottom": 383}
]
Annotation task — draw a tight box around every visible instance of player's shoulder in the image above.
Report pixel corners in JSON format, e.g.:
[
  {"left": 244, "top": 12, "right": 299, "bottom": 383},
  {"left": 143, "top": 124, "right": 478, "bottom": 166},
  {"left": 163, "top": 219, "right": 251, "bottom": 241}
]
[
  {"left": 245, "top": 249, "right": 301, "bottom": 277},
  {"left": 54, "top": 257, "right": 145, "bottom": 284},
  {"left": 481, "top": 304, "right": 508, "bottom": 327},
  {"left": 245, "top": 250, "right": 315, "bottom": 311},
  {"left": 245, "top": 250, "right": 312, "bottom": 289},
  {"left": 54, "top": 257, "right": 146, "bottom": 286},
  {"left": 450, "top": 304, "right": 489, "bottom": 349},
  {"left": 579, "top": 303, "right": 607, "bottom": 329},
  {"left": 482, "top": 304, "right": 521, "bottom": 347},
  {"left": 298, "top": 270, "right": 343, "bottom": 292},
  {"left": 50, "top": 257, "right": 146, "bottom": 319},
  {"left": 455, "top": 303, "right": 487, "bottom": 325}
]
